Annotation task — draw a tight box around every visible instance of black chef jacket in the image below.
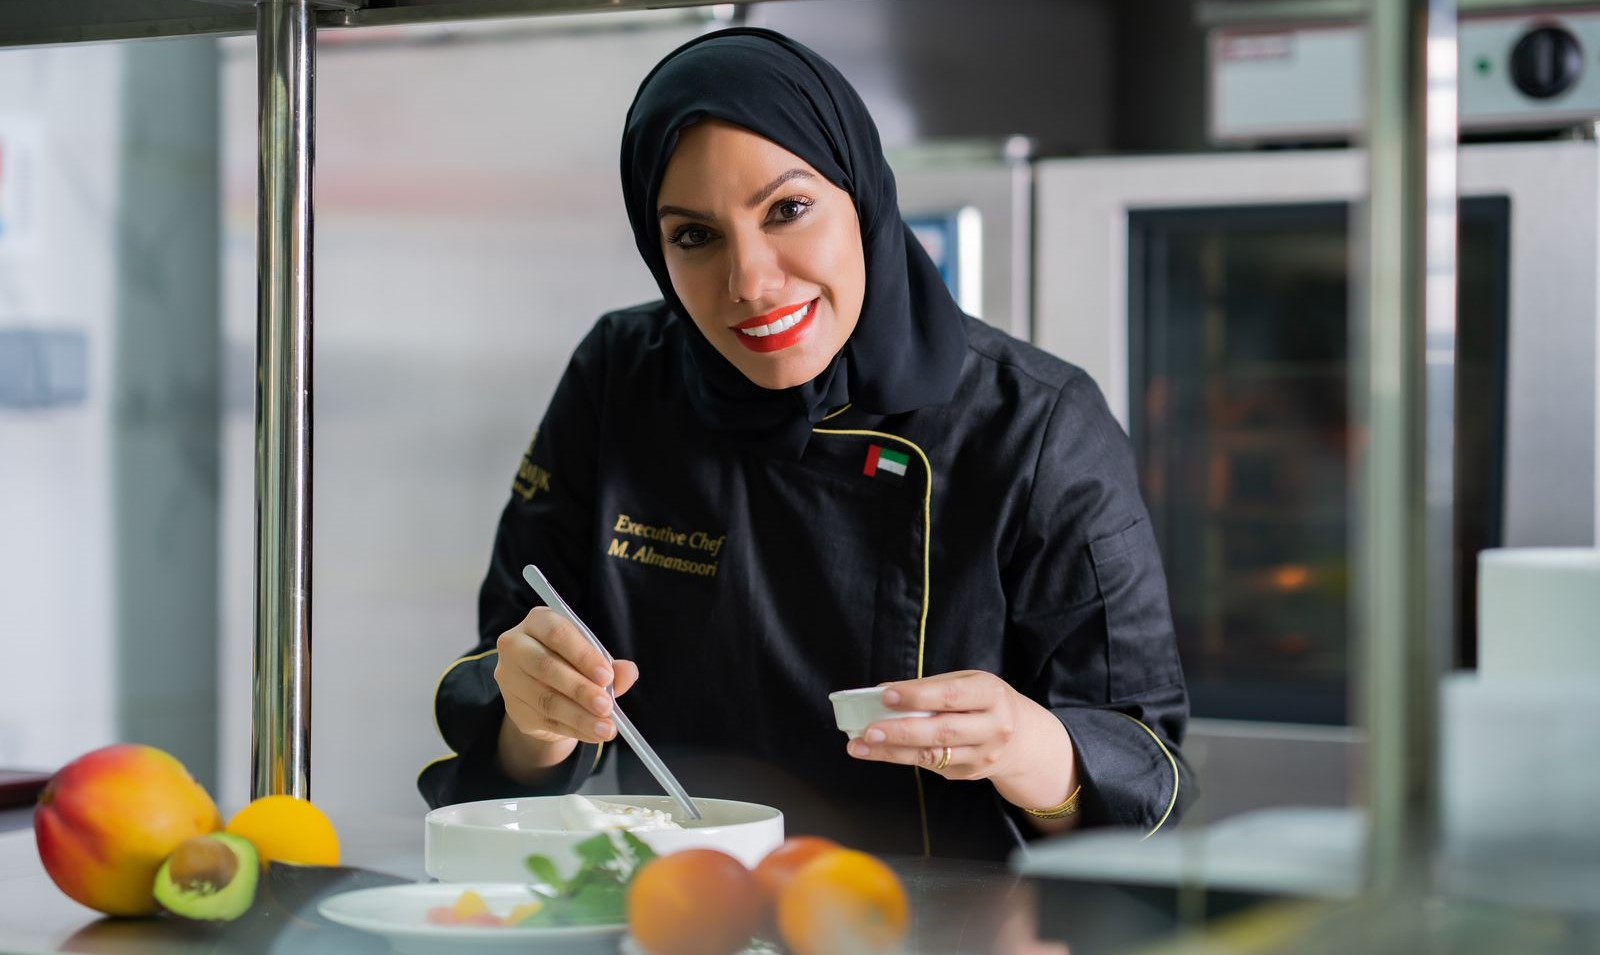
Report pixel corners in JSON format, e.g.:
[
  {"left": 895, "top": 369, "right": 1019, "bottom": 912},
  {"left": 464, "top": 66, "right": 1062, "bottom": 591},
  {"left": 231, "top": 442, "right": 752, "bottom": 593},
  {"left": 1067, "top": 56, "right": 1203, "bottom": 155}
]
[{"left": 419, "top": 302, "right": 1194, "bottom": 861}]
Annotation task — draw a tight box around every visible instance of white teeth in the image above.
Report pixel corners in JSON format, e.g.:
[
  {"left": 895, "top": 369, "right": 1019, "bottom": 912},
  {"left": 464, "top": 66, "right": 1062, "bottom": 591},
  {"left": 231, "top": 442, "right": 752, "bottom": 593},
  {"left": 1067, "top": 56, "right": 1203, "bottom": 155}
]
[{"left": 739, "top": 301, "right": 812, "bottom": 338}]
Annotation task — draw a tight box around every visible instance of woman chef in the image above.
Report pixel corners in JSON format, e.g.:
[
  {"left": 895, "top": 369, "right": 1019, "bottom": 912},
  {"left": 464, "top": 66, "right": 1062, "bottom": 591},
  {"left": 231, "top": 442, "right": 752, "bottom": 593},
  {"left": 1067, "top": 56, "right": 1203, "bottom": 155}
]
[{"left": 419, "top": 28, "right": 1193, "bottom": 860}]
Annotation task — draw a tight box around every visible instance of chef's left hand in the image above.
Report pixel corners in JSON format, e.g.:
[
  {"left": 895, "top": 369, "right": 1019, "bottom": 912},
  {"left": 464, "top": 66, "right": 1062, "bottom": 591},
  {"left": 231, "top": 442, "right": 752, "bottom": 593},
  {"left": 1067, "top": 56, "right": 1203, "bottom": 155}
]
[{"left": 845, "top": 670, "right": 1046, "bottom": 781}]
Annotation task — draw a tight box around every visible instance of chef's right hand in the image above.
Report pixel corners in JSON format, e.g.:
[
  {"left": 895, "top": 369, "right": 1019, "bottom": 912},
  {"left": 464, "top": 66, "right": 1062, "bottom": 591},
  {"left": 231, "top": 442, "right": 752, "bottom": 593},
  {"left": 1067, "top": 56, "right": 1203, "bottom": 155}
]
[{"left": 495, "top": 606, "right": 639, "bottom": 746}]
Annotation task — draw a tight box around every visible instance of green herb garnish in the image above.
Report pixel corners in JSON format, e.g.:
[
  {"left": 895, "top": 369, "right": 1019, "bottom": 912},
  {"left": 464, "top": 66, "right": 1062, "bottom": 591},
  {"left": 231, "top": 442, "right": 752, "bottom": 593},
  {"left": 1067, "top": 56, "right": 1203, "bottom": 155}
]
[{"left": 520, "top": 830, "right": 659, "bottom": 927}]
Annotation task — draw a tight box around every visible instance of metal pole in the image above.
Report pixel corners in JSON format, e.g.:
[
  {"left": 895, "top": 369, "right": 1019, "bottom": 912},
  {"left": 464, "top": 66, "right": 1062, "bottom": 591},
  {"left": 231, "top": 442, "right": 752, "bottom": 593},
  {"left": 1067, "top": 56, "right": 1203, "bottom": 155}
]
[
  {"left": 252, "top": 0, "right": 315, "bottom": 800},
  {"left": 1361, "top": 0, "right": 1458, "bottom": 892}
]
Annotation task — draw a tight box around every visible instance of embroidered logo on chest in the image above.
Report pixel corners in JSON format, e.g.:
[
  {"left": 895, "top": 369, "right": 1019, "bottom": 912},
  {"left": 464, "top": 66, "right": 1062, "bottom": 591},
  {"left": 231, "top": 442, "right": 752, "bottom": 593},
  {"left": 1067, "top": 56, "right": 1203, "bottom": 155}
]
[
  {"left": 606, "top": 513, "right": 726, "bottom": 579},
  {"left": 513, "top": 430, "right": 552, "bottom": 502}
]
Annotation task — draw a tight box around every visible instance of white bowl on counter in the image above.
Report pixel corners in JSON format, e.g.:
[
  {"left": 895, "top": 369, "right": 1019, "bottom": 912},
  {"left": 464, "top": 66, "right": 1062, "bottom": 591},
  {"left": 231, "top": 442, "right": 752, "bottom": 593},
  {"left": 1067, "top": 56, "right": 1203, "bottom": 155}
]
[{"left": 424, "top": 795, "right": 784, "bottom": 883}]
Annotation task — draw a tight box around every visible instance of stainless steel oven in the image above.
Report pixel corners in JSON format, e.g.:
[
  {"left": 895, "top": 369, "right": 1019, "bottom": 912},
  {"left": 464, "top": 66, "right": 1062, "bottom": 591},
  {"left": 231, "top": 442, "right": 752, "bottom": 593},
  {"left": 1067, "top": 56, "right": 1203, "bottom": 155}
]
[
  {"left": 890, "top": 139, "right": 1035, "bottom": 343},
  {"left": 1032, "top": 141, "right": 1600, "bottom": 819}
]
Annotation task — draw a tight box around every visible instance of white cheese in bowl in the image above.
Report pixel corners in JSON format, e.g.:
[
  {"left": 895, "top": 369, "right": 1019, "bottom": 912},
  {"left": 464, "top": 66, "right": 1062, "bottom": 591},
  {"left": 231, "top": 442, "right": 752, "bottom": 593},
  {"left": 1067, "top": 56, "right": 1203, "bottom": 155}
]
[{"left": 558, "top": 794, "right": 683, "bottom": 832}]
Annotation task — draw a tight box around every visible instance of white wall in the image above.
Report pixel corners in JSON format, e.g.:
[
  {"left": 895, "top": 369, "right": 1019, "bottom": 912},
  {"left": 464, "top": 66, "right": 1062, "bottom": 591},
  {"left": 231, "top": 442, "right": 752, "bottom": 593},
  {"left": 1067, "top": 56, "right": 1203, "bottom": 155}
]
[
  {"left": 218, "top": 15, "right": 705, "bottom": 814},
  {"left": 0, "top": 44, "right": 124, "bottom": 771},
  {"left": 0, "top": 37, "right": 220, "bottom": 784}
]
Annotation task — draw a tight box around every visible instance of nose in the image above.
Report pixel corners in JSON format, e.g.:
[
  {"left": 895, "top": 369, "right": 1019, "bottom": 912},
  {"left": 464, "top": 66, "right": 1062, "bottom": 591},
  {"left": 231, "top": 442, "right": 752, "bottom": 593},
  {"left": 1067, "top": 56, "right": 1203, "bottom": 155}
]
[{"left": 726, "top": 233, "right": 784, "bottom": 304}]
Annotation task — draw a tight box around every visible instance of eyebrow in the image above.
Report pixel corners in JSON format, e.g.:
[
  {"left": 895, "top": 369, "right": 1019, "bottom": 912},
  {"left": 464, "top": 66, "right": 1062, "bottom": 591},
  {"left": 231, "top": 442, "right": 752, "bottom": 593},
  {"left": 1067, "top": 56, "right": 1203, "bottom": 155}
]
[{"left": 657, "top": 168, "right": 817, "bottom": 222}]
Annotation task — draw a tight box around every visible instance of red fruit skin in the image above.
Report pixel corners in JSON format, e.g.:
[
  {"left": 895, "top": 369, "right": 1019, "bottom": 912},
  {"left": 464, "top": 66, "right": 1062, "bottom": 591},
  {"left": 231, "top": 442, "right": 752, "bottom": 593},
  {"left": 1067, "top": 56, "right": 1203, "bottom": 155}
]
[
  {"left": 629, "top": 849, "right": 764, "bottom": 955},
  {"left": 752, "top": 836, "right": 840, "bottom": 936},
  {"left": 34, "top": 744, "right": 222, "bottom": 916}
]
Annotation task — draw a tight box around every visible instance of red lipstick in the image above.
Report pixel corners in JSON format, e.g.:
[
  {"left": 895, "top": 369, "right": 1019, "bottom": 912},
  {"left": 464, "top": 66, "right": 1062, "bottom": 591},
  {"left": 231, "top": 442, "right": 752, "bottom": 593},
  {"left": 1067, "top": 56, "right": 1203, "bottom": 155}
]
[
  {"left": 734, "top": 300, "right": 809, "bottom": 330},
  {"left": 733, "top": 298, "right": 818, "bottom": 354}
]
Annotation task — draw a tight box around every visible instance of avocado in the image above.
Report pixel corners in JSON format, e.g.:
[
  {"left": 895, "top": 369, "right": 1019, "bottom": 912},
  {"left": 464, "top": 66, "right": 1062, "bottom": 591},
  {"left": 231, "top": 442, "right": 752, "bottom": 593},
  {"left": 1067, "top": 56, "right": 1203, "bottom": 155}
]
[{"left": 153, "top": 833, "right": 260, "bottom": 922}]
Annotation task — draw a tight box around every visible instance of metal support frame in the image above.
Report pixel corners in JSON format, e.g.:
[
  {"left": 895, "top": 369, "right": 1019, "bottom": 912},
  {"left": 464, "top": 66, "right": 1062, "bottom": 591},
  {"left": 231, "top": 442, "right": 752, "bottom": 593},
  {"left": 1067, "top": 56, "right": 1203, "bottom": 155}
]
[
  {"left": 1199, "top": 0, "right": 1600, "bottom": 28},
  {"left": 0, "top": 0, "right": 783, "bottom": 813},
  {"left": 1361, "top": 0, "right": 1459, "bottom": 891},
  {"left": 4, "top": 0, "right": 1460, "bottom": 870},
  {"left": 0, "top": 1, "right": 773, "bottom": 49},
  {"left": 253, "top": 0, "right": 317, "bottom": 801}
]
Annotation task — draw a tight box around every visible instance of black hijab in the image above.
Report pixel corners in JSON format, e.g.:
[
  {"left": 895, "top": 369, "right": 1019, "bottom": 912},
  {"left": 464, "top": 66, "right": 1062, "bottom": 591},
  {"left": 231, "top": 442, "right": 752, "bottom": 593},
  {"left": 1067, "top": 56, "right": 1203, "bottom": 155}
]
[{"left": 620, "top": 27, "right": 968, "bottom": 458}]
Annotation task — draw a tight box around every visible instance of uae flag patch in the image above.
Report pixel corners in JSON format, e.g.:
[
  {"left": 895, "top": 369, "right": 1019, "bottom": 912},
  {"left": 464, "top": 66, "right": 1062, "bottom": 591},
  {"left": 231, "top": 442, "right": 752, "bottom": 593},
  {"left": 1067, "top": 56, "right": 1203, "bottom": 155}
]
[{"left": 863, "top": 444, "right": 910, "bottom": 478}]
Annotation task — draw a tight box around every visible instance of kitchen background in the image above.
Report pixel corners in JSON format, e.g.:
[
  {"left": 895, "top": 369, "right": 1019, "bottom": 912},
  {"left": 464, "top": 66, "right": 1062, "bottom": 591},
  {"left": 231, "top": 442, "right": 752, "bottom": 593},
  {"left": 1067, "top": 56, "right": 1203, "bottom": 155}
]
[{"left": 2, "top": 0, "right": 1595, "bottom": 828}]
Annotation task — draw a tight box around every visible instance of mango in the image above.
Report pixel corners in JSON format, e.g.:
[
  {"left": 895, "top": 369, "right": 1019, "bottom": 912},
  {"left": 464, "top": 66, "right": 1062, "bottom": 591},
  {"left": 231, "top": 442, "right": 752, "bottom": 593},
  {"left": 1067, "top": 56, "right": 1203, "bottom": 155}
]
[{"left": 35, "top": 744, "right": 222, "bottom": 916}]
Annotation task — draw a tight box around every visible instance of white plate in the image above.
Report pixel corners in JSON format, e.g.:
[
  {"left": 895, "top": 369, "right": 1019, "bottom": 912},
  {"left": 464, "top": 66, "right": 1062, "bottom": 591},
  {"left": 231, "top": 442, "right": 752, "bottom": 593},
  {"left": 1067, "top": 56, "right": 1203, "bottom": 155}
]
[{"left": 317, "top": 882, "right": 626, "bottom": 955}]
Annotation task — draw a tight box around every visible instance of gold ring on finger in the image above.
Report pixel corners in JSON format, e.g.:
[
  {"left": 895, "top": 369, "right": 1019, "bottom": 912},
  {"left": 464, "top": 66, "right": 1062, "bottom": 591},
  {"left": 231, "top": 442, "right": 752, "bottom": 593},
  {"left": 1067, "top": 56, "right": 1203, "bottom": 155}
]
[{"left": 935, "top": 745, "right": 952, "bottom": 772}]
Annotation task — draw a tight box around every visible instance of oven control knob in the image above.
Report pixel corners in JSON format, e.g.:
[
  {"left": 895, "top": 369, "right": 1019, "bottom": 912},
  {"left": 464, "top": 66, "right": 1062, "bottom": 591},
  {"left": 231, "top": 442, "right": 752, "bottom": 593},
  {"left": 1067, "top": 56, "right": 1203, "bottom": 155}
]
[{"left": 1510, "top": 26, "right": 1583, "bottom": 99}]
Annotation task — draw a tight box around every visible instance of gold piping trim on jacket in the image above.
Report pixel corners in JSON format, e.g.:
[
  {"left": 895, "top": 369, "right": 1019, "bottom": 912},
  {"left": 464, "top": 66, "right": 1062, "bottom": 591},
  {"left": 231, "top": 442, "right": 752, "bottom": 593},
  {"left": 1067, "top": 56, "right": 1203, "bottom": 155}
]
[
  {"left": 1111, "top": 710, "right": 1180, "bottom": 840},
  {"left": 418, "top": 753, "right": 459, "bottom": 780},
  {"left": 431, "top": 648, "right": 499, "bottom": 746},
  {"left": 416, "top": 648, "right": 500, "bottom": 790},
  {"left": 820, "top": 403, "right": 853, "bottom": 422},
  {"left": 813, "top": 427, "right": 934, "bottom": 856}
]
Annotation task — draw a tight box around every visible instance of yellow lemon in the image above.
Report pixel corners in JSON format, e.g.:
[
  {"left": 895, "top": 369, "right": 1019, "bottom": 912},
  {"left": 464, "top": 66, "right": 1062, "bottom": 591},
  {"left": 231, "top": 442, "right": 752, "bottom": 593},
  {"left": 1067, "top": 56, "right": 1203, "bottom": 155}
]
[{"left": 224, "top": 795, "right": 340, "bottom": 867}]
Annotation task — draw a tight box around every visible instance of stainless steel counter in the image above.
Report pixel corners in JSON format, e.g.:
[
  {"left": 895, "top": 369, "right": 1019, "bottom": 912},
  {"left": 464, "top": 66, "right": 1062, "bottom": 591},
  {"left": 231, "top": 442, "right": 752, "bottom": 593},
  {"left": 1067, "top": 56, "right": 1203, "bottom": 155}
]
[
  {"left": 0, "top": 810, "right": 1072, "bottom": 955},
  {"left": 0, "top": 809, "right": 32, "bottom": 836},
  {"left": 0, "top": 811, "right": 425, "bottom": 955}
]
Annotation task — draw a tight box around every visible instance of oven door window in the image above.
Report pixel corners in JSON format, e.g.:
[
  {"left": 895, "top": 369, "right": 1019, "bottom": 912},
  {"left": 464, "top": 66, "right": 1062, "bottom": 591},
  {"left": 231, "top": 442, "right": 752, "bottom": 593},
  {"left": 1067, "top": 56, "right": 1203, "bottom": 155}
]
[{"left": 1128, "top": 198, "right": 1509, "bottom": 725}]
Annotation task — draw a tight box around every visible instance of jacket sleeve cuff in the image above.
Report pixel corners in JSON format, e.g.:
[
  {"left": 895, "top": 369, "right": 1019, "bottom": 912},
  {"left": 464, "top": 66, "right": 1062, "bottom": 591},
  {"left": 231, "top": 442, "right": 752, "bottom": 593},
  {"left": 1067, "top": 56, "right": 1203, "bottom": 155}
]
[
  {"left": 418, "top": 737, "right": 602, "bottom": 809},
  {"left": 418, "top": 651, "right": 603, "bottom": 809},
  {"left": 1052, "top": 704, "right": 1189, "bottom": 836}
]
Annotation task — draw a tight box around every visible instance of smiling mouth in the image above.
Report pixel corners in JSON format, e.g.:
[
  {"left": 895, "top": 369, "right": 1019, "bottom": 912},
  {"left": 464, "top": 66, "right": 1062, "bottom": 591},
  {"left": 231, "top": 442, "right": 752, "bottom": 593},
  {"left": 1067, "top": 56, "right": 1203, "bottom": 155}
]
[
  {"left": 734, "top": 300, "right": 813, "bottom": 338},
  {"left": 731, "top": 298, "right": 819, "bottom": 354}
]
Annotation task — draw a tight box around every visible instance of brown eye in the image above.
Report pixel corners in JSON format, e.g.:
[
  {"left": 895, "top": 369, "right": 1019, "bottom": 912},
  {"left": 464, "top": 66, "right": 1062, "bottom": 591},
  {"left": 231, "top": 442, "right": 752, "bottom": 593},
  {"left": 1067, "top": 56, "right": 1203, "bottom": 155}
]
[
  {"left": 667, "top": 225, "right": 713, "bottom": 249},
  {"left": 771, "top": 198, "right": 812, "bottom": 223}
]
